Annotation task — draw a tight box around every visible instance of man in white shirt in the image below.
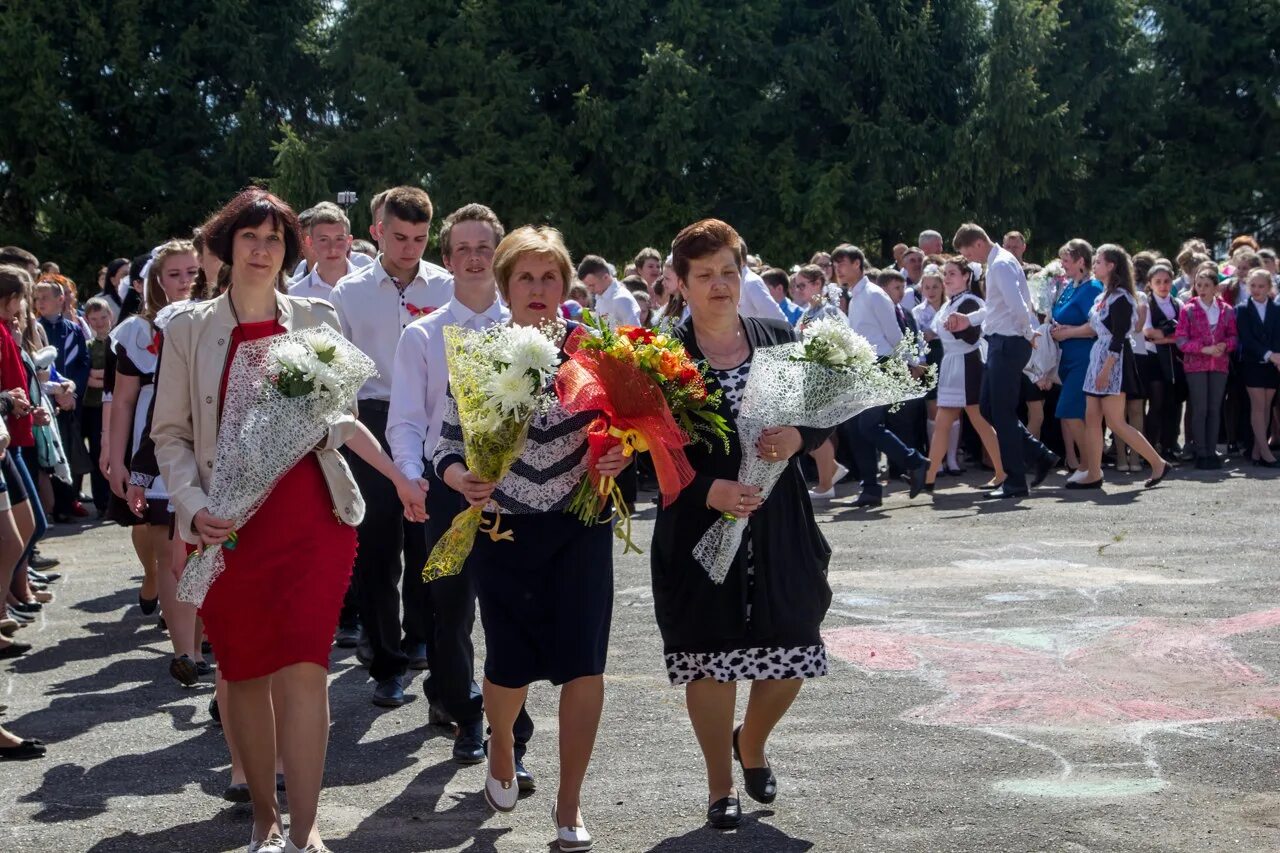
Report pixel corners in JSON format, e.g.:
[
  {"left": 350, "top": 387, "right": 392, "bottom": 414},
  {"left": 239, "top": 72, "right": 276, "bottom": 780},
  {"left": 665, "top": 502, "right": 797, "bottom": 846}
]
[
  {"left": 328, "top": 186, "right": 454, "bottom": 709},
  {"left": 835, "top": 244, "right": 928, "bottom": 506},
  {"left": 288, "top": 203, "right": 358, "bottom": 302},
  {"left": 950, "top": 223, "right": 1058, "bottom": 498},
  {"left": 738, "top": 265, "right": 789, "bottom": 322},
  {"left": 578, "top": 254, "right": 641, "bottom": 326},
  {"left": 386, "top": 203, "right": 535, "bottom": 775}
]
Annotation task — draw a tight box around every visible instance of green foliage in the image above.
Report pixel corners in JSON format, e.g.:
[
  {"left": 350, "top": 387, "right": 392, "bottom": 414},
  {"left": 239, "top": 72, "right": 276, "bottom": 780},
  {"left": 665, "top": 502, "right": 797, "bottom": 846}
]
[{"left": 1, "top": 0, "right": 1276, "bottom": 283}]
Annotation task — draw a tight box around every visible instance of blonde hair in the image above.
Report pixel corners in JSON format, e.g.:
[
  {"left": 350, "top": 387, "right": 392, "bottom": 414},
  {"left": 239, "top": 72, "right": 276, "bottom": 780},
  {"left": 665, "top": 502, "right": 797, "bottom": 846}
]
[
  {"left": 493, "top": 226, "right": 573, "bottom": 303},
  {"left": 144, "top": 239, "right": 197, "bottom": 320}
]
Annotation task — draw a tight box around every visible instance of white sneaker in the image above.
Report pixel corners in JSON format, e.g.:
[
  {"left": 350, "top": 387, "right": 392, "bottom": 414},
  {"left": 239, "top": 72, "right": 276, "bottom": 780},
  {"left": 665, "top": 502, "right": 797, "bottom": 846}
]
[
  {"left": 248, "top": 833, "right": 286, "bottom": 853},
  {"left": 284, "top": 839, "right": 331, "bottom": 853},
  {"left": 553, "top": 805, "right": 593, "bottom": 851},
  {"left": 1066, "top": 469, "right": 1089, "bottom": 484}
]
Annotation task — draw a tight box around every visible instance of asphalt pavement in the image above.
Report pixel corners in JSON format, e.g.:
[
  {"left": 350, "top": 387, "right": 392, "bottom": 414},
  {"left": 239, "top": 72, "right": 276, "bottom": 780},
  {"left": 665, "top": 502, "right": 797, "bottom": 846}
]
[{"left": 3, "top": 460, "right": 1280, "bottom": 853}]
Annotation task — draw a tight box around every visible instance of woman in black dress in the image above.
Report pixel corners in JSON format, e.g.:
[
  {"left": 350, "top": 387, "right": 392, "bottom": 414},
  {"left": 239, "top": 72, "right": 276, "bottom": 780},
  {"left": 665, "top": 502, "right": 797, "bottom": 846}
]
[
  {"left": 650, "top": 219, "right": 832, "bottom": 830},
  {"left": 1235, "top": 268, "right": 1280, "bottom": 466}
]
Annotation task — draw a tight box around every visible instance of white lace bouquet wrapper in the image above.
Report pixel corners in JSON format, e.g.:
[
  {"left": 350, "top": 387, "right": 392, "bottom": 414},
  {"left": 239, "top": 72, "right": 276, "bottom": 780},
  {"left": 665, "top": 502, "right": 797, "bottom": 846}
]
[
  {"left": 692, "top": 341, "right": 929, "bottom": 583},
  {"left": 177, "top": 326, "right": 376, "bottom": 605}
]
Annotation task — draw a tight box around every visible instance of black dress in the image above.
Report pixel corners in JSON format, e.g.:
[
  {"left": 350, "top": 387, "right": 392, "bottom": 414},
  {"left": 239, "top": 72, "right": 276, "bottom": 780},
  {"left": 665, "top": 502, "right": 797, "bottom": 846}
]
[{"left": 651, "top": 316, "right": 833, "bottom": 684}]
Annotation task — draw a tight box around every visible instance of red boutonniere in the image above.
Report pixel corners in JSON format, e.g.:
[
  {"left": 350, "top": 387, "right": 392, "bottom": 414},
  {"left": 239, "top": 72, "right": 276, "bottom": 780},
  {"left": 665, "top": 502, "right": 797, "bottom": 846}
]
[
  {"left": 146, "top": 332, "right": 162, "bottom": 355},
  {"left": 406, "top": 303, "right": 435, "bottom": 319}
]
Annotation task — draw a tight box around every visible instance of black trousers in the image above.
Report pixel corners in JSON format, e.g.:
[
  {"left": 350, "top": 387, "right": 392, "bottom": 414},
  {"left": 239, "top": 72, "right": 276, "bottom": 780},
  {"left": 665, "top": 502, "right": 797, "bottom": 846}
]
[
  {"left": 81, "top": 405, "right": 110, "bottom": 512},
  {"left": 980, "top": 335, "right": 1052, "bottom": 492},
  {"left": 406, "top": 471, "right": 484, "bottom": 725},
  {"left": 344, "top": 402, "right": 425, "bottom": 683},
  {"left": 850, "top": 405, "right": 926, "bottom": 498}
]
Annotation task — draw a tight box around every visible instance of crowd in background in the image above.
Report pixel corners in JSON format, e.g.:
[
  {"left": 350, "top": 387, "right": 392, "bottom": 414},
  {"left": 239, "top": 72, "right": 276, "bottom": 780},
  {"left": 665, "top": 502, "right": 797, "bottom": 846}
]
[{"left": 1, "top": 191, "right": 1277, "bottom": 851}]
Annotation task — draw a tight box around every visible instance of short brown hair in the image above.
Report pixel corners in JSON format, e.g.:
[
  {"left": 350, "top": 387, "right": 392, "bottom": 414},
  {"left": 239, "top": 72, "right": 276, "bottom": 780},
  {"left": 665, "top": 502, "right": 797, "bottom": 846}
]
[
  {"left": 797, "top": 264, "right": 824, "bottom": 283},
  {"left": 633, "top": 247, "right": 662, "bottom": 270},
  {"left": 201, "top": 188, "right": 303, "bottom": 277},
  {"left": 0, "top": 246, "right": 38, "bottom": 275},
  {"left": 1003, "top": 230, "right": 1026, "bottom": 244},
  {"left": 1230, "top": 235, "right": 1260, "bottom": 254},
  {"left": 369, "top": 189, "right": 390, "bottom": 224},
  {"left": 951, "top": 223, "right": 989, "bottom": 250},
  {"left": 382, "top": 186, "right": 433, "bottom": 226},
  {"left": 1194, "top": 261, "right": 1220, "bottom": 285},
  {"left": 671, "top": 219, "right": 744, "bottom": 281},
  {"left": 439, "top": 203, "right": 505, "bottom": 258},
  {"left": 308, "top": 201, "right": 350, "bottom": 233},
  {"left": 493, "top": 226, "right": 573, "bottom": 302},
  {"left": 761, "top": 267, "right": 790, "bottom": 291}
]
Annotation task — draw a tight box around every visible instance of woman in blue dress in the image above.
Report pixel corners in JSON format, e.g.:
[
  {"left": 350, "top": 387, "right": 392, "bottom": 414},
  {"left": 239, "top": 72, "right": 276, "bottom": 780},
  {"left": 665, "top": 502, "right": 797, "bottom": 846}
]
[{"left": 1049, "top": 239, "right": 1103, "bottom": 480}]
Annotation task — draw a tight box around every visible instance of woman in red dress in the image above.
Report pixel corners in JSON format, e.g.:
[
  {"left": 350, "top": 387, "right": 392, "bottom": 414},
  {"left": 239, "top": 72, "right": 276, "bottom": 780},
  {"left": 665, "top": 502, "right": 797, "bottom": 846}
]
[{"left": 153, "top": 189, "right": 427, "bottom": 853}]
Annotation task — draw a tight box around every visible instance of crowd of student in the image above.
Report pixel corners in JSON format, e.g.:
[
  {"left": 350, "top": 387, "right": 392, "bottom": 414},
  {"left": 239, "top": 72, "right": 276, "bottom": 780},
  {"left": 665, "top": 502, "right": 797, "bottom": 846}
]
[{"left": 0, "top": 186, "right": 1276, "bottom": 853}]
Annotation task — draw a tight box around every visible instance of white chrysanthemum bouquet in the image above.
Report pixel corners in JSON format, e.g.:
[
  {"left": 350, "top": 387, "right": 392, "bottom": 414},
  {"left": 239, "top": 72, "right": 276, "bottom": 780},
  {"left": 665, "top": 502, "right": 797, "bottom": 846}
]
[
  {"left": 423, "top": 323, "right": 561, "bottom": 582},
  {"left": 692, "top": 319, "right": 934, "bottom": 583},
  {"left": 179, "top": 325, "right": 376, "bottom": 605}
]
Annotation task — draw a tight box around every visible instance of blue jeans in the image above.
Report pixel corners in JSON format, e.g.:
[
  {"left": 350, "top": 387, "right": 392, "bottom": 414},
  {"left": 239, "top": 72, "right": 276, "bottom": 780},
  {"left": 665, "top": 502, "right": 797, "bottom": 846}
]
[
  {"left": 980, "top": 335, "right": 1052, "bottom": 492},
  {"left": 13, "top": 447, "right": 48, "bottom": 570}
]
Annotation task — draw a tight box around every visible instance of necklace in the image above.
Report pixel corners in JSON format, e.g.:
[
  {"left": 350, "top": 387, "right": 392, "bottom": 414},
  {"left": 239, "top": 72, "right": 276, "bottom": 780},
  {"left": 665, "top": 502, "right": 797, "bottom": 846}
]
[
  {"left": 227, "top": 287, "right": 281, "bottom": 334},
  {"left": 697, "top": 326, "right": 748, "bottom": 367}
]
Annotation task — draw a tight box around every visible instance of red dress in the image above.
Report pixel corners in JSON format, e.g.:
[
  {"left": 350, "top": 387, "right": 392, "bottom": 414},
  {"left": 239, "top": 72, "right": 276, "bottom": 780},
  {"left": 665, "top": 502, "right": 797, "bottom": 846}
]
[{"left": 198, "top": 320, "right": 358, "bottom": 681}]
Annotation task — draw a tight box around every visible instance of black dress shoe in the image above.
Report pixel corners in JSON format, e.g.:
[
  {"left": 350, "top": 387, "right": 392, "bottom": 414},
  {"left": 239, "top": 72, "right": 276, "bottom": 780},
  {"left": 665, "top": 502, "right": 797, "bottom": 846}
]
[
  {"left": 0, "top": 739, "right": 47, "bottom": 760},
  {"left": 852, "top": 493, "right": 882, "bottom": 509},
  {"left": 194, "top": 660, "right": 215, "bottom": 677},
  {"left": 333, "top": 624, "right": 361, "bottom": 649},
  {"left": 170, "top": 655, "right": 199, "bottom": 687},
  {"left": 208, "top": 697, "right": 221, "bottom": 726},
  {"left": 733, "top": 726, "right": 777, "bottom": 804},
  {"left": 907, "top": 465, "right": 927, "bottom": 499},
  {"left": 28, "top": 553, "right": 59, "bottom": 570},
  {"left": 707, "top": 795, "right": 741, "bottom": 829},
  {"left": 515, "top": 758, "right": 535, "bottom": 793},
  {"left": 986, "top": 485, "right": 1029, "bottom": 499},
  {"left": 1031, "top": 454, "right": 1060, "bottom": 488},
  {"left": 372, "top": 677, "right": 406, "bottom": 708},
  {"left": 1144, "top": 462, "right": 1169, "bottom": 489},
  {"left": 453, "top": 720, "right": 485, "bottom": 765},
  {"left": 1063, "top": 478, "right": 1103, "bottom": 490},
  {"left": 11, "top": 601, "right": 40, "bottom": 614},
  {"left": 222, "top": 782, "right": 250, "bottom": 803},
  {"left": 405, "top": 642, "right": 430, "bottom": 671}
]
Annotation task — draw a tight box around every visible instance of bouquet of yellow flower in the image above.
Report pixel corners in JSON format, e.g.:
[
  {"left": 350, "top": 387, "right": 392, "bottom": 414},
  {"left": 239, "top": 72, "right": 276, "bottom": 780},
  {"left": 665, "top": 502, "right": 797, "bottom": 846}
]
[
  {"left": 422, "top": 323, "right": 561, "bottom": 582},
  {"left": 556, "top": 311, "right": 731, "bottom": 551}
]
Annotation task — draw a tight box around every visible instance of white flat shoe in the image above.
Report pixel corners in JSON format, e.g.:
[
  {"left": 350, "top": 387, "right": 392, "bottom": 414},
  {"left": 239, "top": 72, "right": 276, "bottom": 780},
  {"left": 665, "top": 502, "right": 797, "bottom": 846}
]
[
  {"left": 248, "top": 833, "right": 286, "bottom": 853},
  {"left": 485, "top": 772, "right": 519, "bottom": 812},
  {"left": 833, "top": 462, "right": 849, "bottom": 483},
  {"left": 553, "top": 805, "right": 593, "bottom": 851},
  {"left": 807, "top": 486, "right": 835, "bottom": 501}
]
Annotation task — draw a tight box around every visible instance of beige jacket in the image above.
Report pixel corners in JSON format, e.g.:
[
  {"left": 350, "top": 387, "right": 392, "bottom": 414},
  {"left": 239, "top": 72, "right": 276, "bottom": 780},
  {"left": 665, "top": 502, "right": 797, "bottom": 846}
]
[{"left": 152, "top": 292, "right": 365, "bottom": 544}]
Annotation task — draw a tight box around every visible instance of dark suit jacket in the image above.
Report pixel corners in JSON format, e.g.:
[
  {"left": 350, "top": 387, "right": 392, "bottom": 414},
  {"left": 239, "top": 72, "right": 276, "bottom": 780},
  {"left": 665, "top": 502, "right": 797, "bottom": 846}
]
[
  {"left": 1235, "top": 299, "right": 1280, "bottom": 364},
  {"left": 649, "top": 316, "right": 833, "bottom": 654}
]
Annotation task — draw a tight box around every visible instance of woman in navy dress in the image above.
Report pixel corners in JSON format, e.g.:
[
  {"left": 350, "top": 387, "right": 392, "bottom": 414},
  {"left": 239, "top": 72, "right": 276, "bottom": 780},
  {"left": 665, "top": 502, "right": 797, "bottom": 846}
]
[
  {"left": 1049, "top": 239, "right": 1103, "bottom": 480},
  {"left": 1235, "top": 268, "right": 1280, "bottom": 466}
]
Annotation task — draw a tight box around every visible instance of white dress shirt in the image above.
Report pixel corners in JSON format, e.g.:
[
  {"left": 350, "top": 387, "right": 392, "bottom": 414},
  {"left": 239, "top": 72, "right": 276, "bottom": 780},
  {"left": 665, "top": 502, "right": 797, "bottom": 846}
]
[
  {"left": 387, "top": 297, "right": 510, "bottom": 480},
  {"left": 738, "top": 269, "right": 789, "bottom": 322},
  {"left": 328, "top": 256, "right": 454, "bottom": 401},
  {"left": 288, "top": 260, "right": 357, "bottom": 302},
  {"left": 845, "top": 276, "right": 903, "bottom": 357},
  {"left": 291, "top": 252, "right": 374, "bottom": 281},
  {"left": 978, "top": 245, "right": 1037, "bottom": 339},
  {"left": 899, "top": 284, "right": 921, "bottom": 312},
  {"left": 593, "top": 279, "right": 642, "bottom": 326}
]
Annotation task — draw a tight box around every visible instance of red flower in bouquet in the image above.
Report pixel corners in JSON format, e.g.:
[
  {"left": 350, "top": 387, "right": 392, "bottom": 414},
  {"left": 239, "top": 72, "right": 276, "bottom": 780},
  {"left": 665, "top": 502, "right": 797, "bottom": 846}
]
[{"left": 554, "top": 312, "right": 732, "bottom": 550}]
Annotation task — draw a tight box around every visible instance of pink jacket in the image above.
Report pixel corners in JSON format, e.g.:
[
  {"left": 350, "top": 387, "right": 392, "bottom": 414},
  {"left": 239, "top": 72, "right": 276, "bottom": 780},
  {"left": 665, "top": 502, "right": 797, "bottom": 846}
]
[{"left": 1176, "top": 297, "right": 1237, "bottom": 374}]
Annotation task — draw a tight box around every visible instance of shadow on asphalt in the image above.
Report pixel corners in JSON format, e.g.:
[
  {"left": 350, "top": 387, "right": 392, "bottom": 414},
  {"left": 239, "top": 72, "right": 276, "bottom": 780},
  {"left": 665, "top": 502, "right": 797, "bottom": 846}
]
[{"left": 643, "top": 812, "right": 815, "bottom": 851}]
